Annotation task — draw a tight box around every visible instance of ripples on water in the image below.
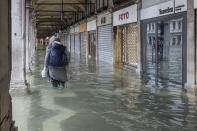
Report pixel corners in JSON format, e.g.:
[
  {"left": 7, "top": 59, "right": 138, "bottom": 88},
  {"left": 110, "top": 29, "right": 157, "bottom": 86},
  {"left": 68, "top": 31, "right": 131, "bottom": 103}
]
[{"left": 12, "top": 46, "right": 197, "bottom": 131}]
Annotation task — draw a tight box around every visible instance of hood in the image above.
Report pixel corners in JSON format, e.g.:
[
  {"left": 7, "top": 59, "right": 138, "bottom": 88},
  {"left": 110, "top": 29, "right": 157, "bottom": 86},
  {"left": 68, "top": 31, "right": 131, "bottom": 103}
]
[{"left": 48, "top": 43, "right": 65, "bottom": 52}]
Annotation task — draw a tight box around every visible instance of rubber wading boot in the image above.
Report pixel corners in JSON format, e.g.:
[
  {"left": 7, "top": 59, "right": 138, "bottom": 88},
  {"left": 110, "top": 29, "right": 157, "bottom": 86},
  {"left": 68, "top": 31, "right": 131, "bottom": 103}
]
[{"left": 58, "top": 82, "right": 65, "bottom": 89}]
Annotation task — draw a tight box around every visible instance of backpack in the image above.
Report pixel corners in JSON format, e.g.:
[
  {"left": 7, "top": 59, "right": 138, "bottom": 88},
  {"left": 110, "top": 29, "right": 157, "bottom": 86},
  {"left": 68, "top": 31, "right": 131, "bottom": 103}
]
[{"left": 47, "top": 43, "right": 68, "bottom": 67}]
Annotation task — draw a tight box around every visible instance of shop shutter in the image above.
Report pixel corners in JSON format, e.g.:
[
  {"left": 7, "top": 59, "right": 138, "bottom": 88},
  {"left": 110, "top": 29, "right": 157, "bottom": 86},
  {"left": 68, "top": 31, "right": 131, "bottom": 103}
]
[
  {"left": 126, "top": 24, "right": 137, "bottom": 67},
  {"left": 80, "top": 32, "right": 87, "bottom": 60},
  {"left": 71, "top": 34, "right": 75, "bottom": 56},
  {"left": 75, "top": 34, "right": 80, "bottom": 55},
  {"left": 98, "top": 24, "right": 113, "bottom": 65},
  {"left": 67, "top": 35, "right": 70, "bottom": 52}
]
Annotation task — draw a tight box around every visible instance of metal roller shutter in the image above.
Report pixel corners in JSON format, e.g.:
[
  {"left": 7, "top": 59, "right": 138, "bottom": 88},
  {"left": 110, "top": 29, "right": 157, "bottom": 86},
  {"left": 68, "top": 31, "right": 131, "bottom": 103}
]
[
  {"left": 71, "top": 34, "right": 75, "bottom": 56},
  {"left": 67, "top": 35, "right": 70, "bottom": 52},
  {"left": 126, "top": 24, "right": 137, "bottom": 67},
  {"left": 98, "top": 24, "right": 113, "bottom": 65},
  {"left": 80, "top": 32, "right": 87, "bottom": 60},
  {"left": 75, "top": 34, "right": 80, "bottom": 55}
]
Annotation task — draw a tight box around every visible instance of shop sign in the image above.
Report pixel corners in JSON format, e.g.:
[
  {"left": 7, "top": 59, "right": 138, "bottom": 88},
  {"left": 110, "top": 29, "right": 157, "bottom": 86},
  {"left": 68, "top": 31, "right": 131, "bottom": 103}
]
[
  {"left": 113, "top": 4, "right": 137, "bottom": 26},
  {"left": 195, "top": 0, "right": 197, "bottom": 9},
  {"left": 87, "top": 20, "right": 96, "bottom": 31},
  {"left": 141, "top": 0, "right": 187, "bottom": 20},
  {"left": 159, "top": 7, "right": 173, "bottom": 15},
  {"left": 97, "top": 13, "right": 112, "bottom": 26},
  {"left": 79, "top": 24, "right": 87, "bottom": 32},
  {"left": 175, "top": 0, "right": 187, "bottom": 13},
  {"left": 75, "top": 26, "right": 79, "bottom": 33}
]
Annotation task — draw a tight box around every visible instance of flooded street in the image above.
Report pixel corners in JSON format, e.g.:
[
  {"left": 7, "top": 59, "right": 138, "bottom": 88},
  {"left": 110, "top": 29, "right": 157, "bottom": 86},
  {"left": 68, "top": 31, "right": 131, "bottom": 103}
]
[{"left": 11, "top": 46, "right": 197, "bottom": 131}]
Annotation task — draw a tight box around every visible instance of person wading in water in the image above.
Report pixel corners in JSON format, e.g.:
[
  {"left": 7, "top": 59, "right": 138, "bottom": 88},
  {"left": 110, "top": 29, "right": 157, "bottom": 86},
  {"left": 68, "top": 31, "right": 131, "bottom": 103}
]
[{"left": 45, "top": 38, "right": 70, "bottom": 89}]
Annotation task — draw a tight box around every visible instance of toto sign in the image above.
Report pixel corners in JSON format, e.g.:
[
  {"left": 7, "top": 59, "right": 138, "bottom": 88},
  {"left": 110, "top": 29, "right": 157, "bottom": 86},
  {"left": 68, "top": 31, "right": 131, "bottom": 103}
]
[
  {"left": 119, "top": 12, "right": 129, "bottom": 21},
  {"left": 113, "top": 4, "right": 137, "bottom": 26}
]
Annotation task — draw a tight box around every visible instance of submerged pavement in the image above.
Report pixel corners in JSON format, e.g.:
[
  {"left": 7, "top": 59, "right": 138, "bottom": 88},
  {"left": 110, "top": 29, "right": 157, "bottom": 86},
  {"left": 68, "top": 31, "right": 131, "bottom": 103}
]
[{"left": 11, "top": 46, "right": 197, "bottom": 131}]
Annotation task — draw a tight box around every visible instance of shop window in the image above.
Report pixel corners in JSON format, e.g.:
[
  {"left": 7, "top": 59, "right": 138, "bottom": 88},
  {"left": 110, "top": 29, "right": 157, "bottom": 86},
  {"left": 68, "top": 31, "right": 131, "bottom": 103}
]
[
  {"left": 173, "top": 21, "right": 176, "bottom": 30},
  {"left": 172, "top": 37, "right": 176, "bottom": 45},
  {"left": 96, "top": 0, "right": 108, "bottom": 12},
  {"left": 149, "top": 24, "right": 151, "bottom": 32},
  {"left": 177, "top": 35, "right": 182, "bottom": 45},
  {"left": 152, "top": 24, "right": 155, "bottom": 32},
  {"left": 147, "top": 24, "right": 150, "bottom": 31},
  {"left": 86, "top": 0, "right": 95, "bottom": 17},
  {"left": 149, "top": 37, "right": 152, "bottom": 45},
  {"left": 178, "top": 21, "right": 182, "bottom": 30}
]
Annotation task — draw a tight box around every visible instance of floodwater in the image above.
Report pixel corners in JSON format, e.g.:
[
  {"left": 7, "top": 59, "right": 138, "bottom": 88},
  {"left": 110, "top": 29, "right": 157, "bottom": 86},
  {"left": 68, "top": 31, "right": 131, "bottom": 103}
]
[{"left": 11, "top": 46, "right": 197, "bottom": 131}]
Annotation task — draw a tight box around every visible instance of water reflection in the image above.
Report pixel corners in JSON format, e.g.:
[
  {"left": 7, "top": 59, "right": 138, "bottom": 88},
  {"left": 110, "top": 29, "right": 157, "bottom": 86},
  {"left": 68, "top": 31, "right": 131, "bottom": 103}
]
[{"left": 11, "top": 46, "right": 197, "bottom": 131}]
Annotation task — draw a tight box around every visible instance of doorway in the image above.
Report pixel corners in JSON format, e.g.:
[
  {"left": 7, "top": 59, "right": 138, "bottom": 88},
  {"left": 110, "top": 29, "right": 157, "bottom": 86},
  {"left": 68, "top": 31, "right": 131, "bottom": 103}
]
[
  {"left": 88, "top": 31, "right": 97, "bottom": 59},
  {"left": 142, "top": 14, "right": 187, "bottom": 86}
]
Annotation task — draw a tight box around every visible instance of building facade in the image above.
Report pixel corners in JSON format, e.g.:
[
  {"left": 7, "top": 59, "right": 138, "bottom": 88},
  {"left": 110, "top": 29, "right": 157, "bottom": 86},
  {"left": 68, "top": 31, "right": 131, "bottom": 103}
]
[
  {"left": 141, "top": 0, "right": 187, "bottom": 87},
  {"left": 55, "top": 0, "right": 197, "bottom": 90},
  {"left": 113, "top": 4, "right": 138, "bottom": 69}
]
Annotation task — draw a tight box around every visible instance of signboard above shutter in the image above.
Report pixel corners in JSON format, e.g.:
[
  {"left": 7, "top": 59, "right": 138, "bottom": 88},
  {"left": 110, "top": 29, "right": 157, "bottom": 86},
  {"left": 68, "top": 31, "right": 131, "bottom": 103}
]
[
  {"left": 97, "top": 13, "right": 112, "bottom": 27},
  {"left": 87, "top": 20, "right": 96, "bottom": 31},
  {"left": 113, "top": 4, "right": 137, "bottom": 26},
  {"left": 175, "top": 0, "right": 187, "bottom": 13},
  {"left": 195, "top": 0, "right": 197, "bottom": 9},
  {"left": 141, "top": 0, "right": 187, "bottom": 20},
  {"left": 79, "top": 24, "right": 87, "bottom": 32}
]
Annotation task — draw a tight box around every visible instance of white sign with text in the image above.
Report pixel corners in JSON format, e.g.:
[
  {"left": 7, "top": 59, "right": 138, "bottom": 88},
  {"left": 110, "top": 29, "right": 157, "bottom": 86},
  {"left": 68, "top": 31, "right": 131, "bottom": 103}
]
[
  {"left": 141, "top": 0, "right": 187, "bottom": 20},
  {"left": 87, "top": 20, "right": 96, "bottom": 31},
  {"left": 113, "top": 4, "right": 137, "bottom": 26},
  {"left": 195, "top": 0, "right": 197, "bottom": 9}
]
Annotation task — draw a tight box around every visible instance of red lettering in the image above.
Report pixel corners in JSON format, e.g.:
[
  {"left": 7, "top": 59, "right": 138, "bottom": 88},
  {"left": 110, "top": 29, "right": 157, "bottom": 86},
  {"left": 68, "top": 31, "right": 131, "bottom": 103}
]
[
  {"left": 126, "top": 12, "right": 129, "bottom": 19},
  {"left": 119, "top": 12, "right": 129, "bottom": 21},
  {"left": 119, "top": 14, "right": 121, "bottom": 21}
]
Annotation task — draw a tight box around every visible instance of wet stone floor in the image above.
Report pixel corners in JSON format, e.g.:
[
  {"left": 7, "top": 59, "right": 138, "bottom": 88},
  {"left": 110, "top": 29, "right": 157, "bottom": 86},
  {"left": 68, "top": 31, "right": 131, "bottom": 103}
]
[{"left": 11, "top": 46, "right": 197, "bottom": 131}]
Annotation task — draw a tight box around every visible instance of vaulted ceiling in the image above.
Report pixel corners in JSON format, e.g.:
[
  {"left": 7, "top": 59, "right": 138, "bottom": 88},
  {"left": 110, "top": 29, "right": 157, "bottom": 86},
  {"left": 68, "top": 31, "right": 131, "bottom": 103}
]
[{"left": 31, "top": 0, "right": 96, "bottom": 38}]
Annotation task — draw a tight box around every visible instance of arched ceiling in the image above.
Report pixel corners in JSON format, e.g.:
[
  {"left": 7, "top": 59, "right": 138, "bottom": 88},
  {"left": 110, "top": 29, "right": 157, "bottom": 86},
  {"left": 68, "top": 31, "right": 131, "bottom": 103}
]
[{"left": 31, "top": 0, "right": 96, "bottom": 38}]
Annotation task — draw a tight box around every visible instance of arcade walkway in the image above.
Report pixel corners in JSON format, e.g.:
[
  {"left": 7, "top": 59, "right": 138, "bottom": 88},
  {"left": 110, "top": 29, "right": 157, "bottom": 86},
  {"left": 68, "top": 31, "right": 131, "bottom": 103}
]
[{"left": 11, "top": 46, "right": 197, "bottom": 131}]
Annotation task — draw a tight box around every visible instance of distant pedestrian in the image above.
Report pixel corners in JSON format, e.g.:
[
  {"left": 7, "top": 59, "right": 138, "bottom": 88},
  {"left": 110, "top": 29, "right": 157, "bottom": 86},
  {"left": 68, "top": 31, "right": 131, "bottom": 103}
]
[{"left": 45, "top": 38, "right": 70, "bottom": 89}]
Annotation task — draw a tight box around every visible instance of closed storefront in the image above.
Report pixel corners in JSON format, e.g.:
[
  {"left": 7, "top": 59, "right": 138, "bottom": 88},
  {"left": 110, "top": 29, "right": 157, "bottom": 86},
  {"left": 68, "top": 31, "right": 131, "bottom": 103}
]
[
  {"left": 87, "top": 20, "right": 97, "bottom": 59},
  {"left": 113, "top": 4, "right": 138, "bottom": 67},
  {"left": 64, "top": 34, "right": 69, "bottom": 49},
  {"left": 141, "top": 0, "right": 187, "bottom": 86},
  {"left": 59, "top": 33, "right": 65, "bottom": 45},
  {"left": 79, "top": 23, "right": 87, "bottom": 60},
  {"left": 97, "top": 13, "right": 113, "bottom": 65},
  {"left": 67, "top": 34, "right": 70, "bottom": 52},
  {"left": 75, "top": 26, "right": 80, "bottom": 56},
  {"left": 70, "top": 27, "right": 75, "bottom": 56}
]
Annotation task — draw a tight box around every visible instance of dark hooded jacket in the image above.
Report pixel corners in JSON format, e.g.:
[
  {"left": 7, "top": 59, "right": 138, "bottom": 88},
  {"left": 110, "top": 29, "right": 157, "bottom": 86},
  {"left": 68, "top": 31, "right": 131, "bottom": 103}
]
[
  {"left": 45, "top": 41, "right": 70, "bottom": 82},
  {"left": 47, "top": 42, "right": 67, "bottom": 67}
]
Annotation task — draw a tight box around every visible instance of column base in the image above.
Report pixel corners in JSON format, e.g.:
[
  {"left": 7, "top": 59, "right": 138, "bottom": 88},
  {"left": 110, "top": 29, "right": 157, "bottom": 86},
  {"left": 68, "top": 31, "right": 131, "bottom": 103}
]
[
  {"left": 136, "top": 68, "right": 141, "bottom": 76},
  {"left": 184, "top": 83, "right": 197, "bottom": 95},
  {"left": 184, "top": 83, "right": 197, "bottom": 103},
  {"left": 10, "top": 80, "right": 27, "bottom": 89}
]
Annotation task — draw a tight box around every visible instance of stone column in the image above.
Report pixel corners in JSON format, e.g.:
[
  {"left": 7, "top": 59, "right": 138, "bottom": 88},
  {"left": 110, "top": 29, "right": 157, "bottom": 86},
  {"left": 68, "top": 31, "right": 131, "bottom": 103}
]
[
  {"left": 11, "top": 0, "right": 26, "bottom": 88},
  {"left": 136, "top": 0, "right": 142, "bottom": 75},
  {"left": 28, "top": 16, "right": 36, "bottom": 66},
  {"left": 185, "top": 0, "right": 196, "bottom": 93},
  {"left": 0, "top": 0, "right": 17, "bottom": 130},
  {"left": 25, "top": 1, "right": 30, "bottom": 71}
]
